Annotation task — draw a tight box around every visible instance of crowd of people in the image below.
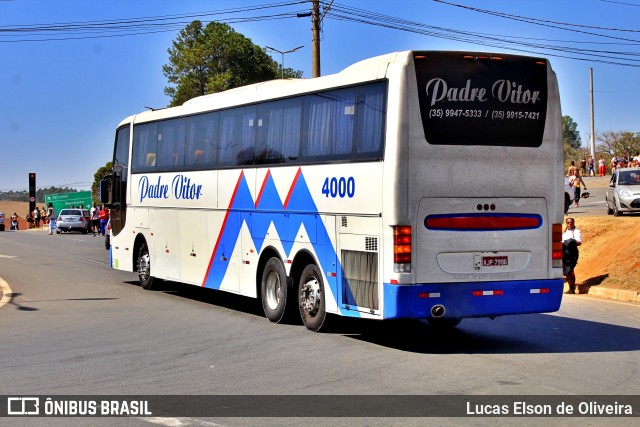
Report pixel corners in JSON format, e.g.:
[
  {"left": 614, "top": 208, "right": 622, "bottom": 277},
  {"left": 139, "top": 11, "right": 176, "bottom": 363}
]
[
  {"left": 7, "top": 203, "right": 109, "bottom": 238},
  {"left": 45, "top": 202, "right": 110, "bottom": 236},
  {"left": 577, "top": 153, "right": 640, "bottom": 178}
]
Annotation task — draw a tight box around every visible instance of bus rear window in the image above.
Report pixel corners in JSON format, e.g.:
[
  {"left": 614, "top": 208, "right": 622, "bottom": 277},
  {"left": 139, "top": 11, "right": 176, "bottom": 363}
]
[{"left": 414, "top": 52, "right": 548, "bottom": 147}]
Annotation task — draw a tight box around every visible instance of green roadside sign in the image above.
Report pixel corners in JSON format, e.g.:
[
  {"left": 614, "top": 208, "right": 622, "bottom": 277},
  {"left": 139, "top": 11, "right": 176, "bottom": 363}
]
[{"left": 45, "top": 191, "right": 93, "bottom": 215}]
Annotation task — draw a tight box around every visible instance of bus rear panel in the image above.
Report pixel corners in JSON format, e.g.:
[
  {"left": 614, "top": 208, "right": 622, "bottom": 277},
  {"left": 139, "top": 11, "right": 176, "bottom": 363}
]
[{"left": 383, "top": 51, "right": 564, "bottom": 321}]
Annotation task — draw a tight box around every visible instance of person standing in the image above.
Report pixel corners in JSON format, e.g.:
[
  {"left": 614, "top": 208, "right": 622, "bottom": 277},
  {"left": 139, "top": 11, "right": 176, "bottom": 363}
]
[
  {"left": 91, "top": 203, "right": 100, "bottom": 236},
  {"left": 579, "top": 157, "right": 587, "bottom": 176},
  {"left": 567, "top": 160, "right": 578, "bottom": 178},
  {"left": 562, "top": 217, "right": 582, "bottom": 294},
  {"left": 598, "top": 156, "right": 606, "bottom": 176},
  {"left": 587, "top": 156, "right": 595, "bottom": 177},
  {"left": 10, "top": 212, "right": 19, "bottom": 230},
  {"left": 34, "top": 206, "right": 41, "bottom": 228},
  {"left": 47, "top": 202, "right": 57, "bottom": 235},
  {"left": 571, "top": 171, "right": 587, "bottom": 207},
  {"left": 99, "top": 206, "right": 110, "bottom": 236}
]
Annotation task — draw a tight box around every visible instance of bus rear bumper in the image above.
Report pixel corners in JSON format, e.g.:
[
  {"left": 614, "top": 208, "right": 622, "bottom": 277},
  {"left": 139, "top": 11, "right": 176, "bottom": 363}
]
[{"left": 382, "top": 279, "right": 564, "bottom": 320}]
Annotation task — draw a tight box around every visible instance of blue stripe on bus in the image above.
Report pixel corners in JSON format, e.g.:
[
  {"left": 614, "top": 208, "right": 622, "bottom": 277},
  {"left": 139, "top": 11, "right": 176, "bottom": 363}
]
[
  {"left": 382, "top": 279, "right": 563, "bottom": 319},
  {"left": 202, "top": 169, "right": 358, "bottom": 318}
]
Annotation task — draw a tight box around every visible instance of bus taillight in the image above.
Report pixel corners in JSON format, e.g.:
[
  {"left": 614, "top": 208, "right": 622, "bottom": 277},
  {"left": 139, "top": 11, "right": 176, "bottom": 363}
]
[
  {"left": 552, "top": 223, "right": 563, "bottom": 268},
  {"left": 393, "top": 226, "right": 412, "bottom": 273}
]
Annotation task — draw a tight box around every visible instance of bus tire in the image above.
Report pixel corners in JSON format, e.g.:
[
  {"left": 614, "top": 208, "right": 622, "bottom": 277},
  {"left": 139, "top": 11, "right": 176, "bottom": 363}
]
[
  {"left": 261, "top": 257, "right": 289, "bottom": 323},
  {"left": 137, "top": 242, "right": 156, "bottom": 290},
  {"left": 298, "top": 264, "right": 327, "bottom": 332}
]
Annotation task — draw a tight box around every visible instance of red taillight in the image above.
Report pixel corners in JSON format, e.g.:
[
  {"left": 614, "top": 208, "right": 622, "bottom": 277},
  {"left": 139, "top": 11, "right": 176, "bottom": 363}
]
[
  {"left": 393, "top": 226, "right": 412, "bottom": 272},
  {"left": 552, "top": 223, "right": 563, "bottom": 268},
  {"left": 425, "top": 214, "right": 541, "bottom": 231}
]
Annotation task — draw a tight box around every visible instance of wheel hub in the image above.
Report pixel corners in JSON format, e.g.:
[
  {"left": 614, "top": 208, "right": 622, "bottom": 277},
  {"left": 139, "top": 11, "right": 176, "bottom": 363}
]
[
  {"left": 300, "top": 277, "right": 321, "bottom": 315},
  {"left": 265, "top": 271, "right": 281, "bottom": 310},
  {"left": 138, "top": 253, "right": 150, "bottom": 280}
]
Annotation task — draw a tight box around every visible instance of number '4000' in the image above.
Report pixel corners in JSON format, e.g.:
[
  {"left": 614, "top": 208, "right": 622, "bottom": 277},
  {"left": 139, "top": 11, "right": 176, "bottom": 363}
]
[{"left": 322, "top": 177, "right": 355, "bottom": 198}]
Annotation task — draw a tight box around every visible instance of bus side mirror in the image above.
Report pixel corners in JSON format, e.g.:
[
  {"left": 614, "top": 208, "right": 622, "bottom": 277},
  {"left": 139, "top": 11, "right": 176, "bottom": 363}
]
[{"left": 99, "top": 179, "right": 110, "bottom": 204}]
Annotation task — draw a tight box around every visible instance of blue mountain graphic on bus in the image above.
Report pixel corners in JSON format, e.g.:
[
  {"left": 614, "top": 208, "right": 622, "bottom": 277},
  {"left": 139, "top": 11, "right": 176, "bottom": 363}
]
[{"left": 202, "top": 169, "right": 354, "bottom": 316}]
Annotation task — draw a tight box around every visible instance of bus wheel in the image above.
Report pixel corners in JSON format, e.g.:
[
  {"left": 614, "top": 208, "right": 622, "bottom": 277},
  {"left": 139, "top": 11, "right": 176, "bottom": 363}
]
[
  {"left": 261, "top": 257, "right": 289, "bottom": 323},
  {"left": 137, "top": 242, "right": 156, "bottom": 290},
  {"left": 427, "top": 318, "right": 462, "bottom": 328},
  {"left": 298, "top": 264, "right": 327, "bottom": 332}
]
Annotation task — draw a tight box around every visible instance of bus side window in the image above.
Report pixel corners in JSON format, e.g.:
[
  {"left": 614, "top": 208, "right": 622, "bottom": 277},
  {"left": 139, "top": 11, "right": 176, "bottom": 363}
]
[
  {"left": 219, "top": 106, "right": 256, "bottom": 166},
  {"left": 303, "top": 88, "right": 355, "bottom": 159},
  {"left": 133, "top": 123, "right": 158, "bottom": 171},
  {"left": 256, "top": 98, "right": 302, "bottom": 164},
  {"left": 355, "top": 83, "right": 386, "bottom": 156},
  {"left": 186, "top": 112, "right": 218, "bottom": 168},
  {"left": 157, "top": 118, "right": 185, "bottom": 170}
]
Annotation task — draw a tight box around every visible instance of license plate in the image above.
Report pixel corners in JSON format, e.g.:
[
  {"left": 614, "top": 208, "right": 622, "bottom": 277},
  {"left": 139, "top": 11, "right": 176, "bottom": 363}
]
[{"left": 482, "top": 256, "right": 508, "bottom": 267}]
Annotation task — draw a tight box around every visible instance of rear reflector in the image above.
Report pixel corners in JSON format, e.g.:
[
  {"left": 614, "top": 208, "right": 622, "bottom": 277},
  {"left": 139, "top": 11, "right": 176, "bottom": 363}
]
[
  {"left": 425, "top": 213, "right": 542, "bottom": 231},
  {"left": 530, "top": 288, "right": 550, "bottom": 294},
  {"left": 418, "top": 292, "right": 441, "bottom": 298},
  {"left": 473, "top": 290, "right": 504, "bottom": 296}
]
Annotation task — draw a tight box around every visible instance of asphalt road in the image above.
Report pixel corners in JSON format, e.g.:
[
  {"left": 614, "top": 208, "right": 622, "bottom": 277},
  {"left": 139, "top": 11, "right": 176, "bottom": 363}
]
[
  {"left": 565, "top": 176, "right": 610, "bottom": 218},
  {"left": 0, "top": 228, "right": 639, "bottom": 426}
]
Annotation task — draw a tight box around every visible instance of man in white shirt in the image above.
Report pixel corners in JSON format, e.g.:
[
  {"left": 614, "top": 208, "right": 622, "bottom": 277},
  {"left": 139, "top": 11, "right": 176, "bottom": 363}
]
[
  {"left": 47, "top": 203, "right": 57, "bottom": 235},
  {"left": 562, "top": 217, "right": 582, "bottom": 294}
]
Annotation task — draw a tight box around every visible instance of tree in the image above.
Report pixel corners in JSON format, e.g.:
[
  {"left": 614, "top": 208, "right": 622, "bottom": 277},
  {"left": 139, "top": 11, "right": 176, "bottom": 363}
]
[
  {"left": 562, "top": 115, "right": 582, "bottom": 165},
  {"left": 92, "top": 162, "right": 112, "bottom": 204},
  {"left": 163, "top": 21, "right": 302, "bottom": 107},
  {"left": 596, "top": 131, "right": 640, "bottom": 159},
  {"left": 562, "top": 115, "right": 582, "bottom": 150}
]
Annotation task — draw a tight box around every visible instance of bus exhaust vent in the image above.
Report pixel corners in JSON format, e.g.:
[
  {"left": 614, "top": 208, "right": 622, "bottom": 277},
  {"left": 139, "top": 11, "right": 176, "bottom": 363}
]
[
  {"left": 341, "top": 250, "right": 379, "bottom": 310},
  {"left": 341, "top": 216, "right": 348, "bottom": 228},
  {"left": 365, "top": 237, "right": 378, "bottom": 252}
]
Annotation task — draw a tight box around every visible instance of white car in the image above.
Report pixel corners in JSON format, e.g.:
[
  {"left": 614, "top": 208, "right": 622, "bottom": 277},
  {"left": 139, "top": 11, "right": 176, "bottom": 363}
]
[
  {"left": 564, "top": 177, "right": 575, "bottom": 214},
  {"left": 56, "top": 208, "right": 91, "bottom": 234},
  {"left": 606, "top": 167, "right": 640, "bottom": 216}
]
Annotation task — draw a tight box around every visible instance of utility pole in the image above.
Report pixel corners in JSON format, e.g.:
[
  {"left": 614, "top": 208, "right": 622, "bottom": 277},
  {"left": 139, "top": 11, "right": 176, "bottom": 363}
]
[
  {"left": 311, "top": 0, "right": 321, "bottom": 77},
  {"left": 590, "top": 68, "right": 596, "bottom": 159}
]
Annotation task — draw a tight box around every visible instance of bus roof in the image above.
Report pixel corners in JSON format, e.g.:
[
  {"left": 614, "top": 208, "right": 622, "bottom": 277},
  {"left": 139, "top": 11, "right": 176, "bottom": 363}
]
[
  {"left": 118, "top": 51, "right": 409, "bottom": 128},
  {"left": 117, "top": 50, "right": 551, "bottom": 128}
]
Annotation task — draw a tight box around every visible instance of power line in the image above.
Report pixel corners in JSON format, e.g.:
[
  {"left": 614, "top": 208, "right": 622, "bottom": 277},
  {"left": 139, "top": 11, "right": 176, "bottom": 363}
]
[
  {"left": 2, "top": 0, "right": 640, "bottom": 69},
  {"left": 322, "top": 1, "right": 640, "bottom": 67},
  {"left": 0, "top": 1, "right": 307, "bottom": 42}
]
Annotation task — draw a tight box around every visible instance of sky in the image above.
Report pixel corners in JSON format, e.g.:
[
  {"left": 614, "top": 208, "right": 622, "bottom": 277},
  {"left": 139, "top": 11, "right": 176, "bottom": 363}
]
[{"left": 1, "top": 0, "right": 639, "bottom": 191}]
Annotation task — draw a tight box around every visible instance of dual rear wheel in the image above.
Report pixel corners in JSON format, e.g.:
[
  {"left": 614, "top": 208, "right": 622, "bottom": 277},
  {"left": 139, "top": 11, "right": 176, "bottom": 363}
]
[
  {"left": 135, "top": 247, "right": 328, "bottom": 331},
  {"left": 260, "top": 257, "right": 327, "bottom": 332}
]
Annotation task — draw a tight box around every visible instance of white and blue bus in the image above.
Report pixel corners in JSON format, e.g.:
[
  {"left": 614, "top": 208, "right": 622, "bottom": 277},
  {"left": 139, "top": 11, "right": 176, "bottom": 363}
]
[{"left": 101, "top": 50, "right": 564, "bottom": 331}]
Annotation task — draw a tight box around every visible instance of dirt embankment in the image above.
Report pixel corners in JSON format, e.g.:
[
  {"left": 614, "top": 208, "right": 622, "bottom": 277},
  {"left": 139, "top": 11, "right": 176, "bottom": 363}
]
[
  {"left": 572, "top": 215, "right": 640, "bottom": 292},
  {"left": 2, "top": 201, "right": 638, "bottom": 292}
]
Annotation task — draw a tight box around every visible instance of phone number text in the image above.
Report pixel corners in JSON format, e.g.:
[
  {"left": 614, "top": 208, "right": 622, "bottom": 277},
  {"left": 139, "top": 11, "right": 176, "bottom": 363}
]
[{"left": 428, "top": 109, "right": 541, "bottom": 120}]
